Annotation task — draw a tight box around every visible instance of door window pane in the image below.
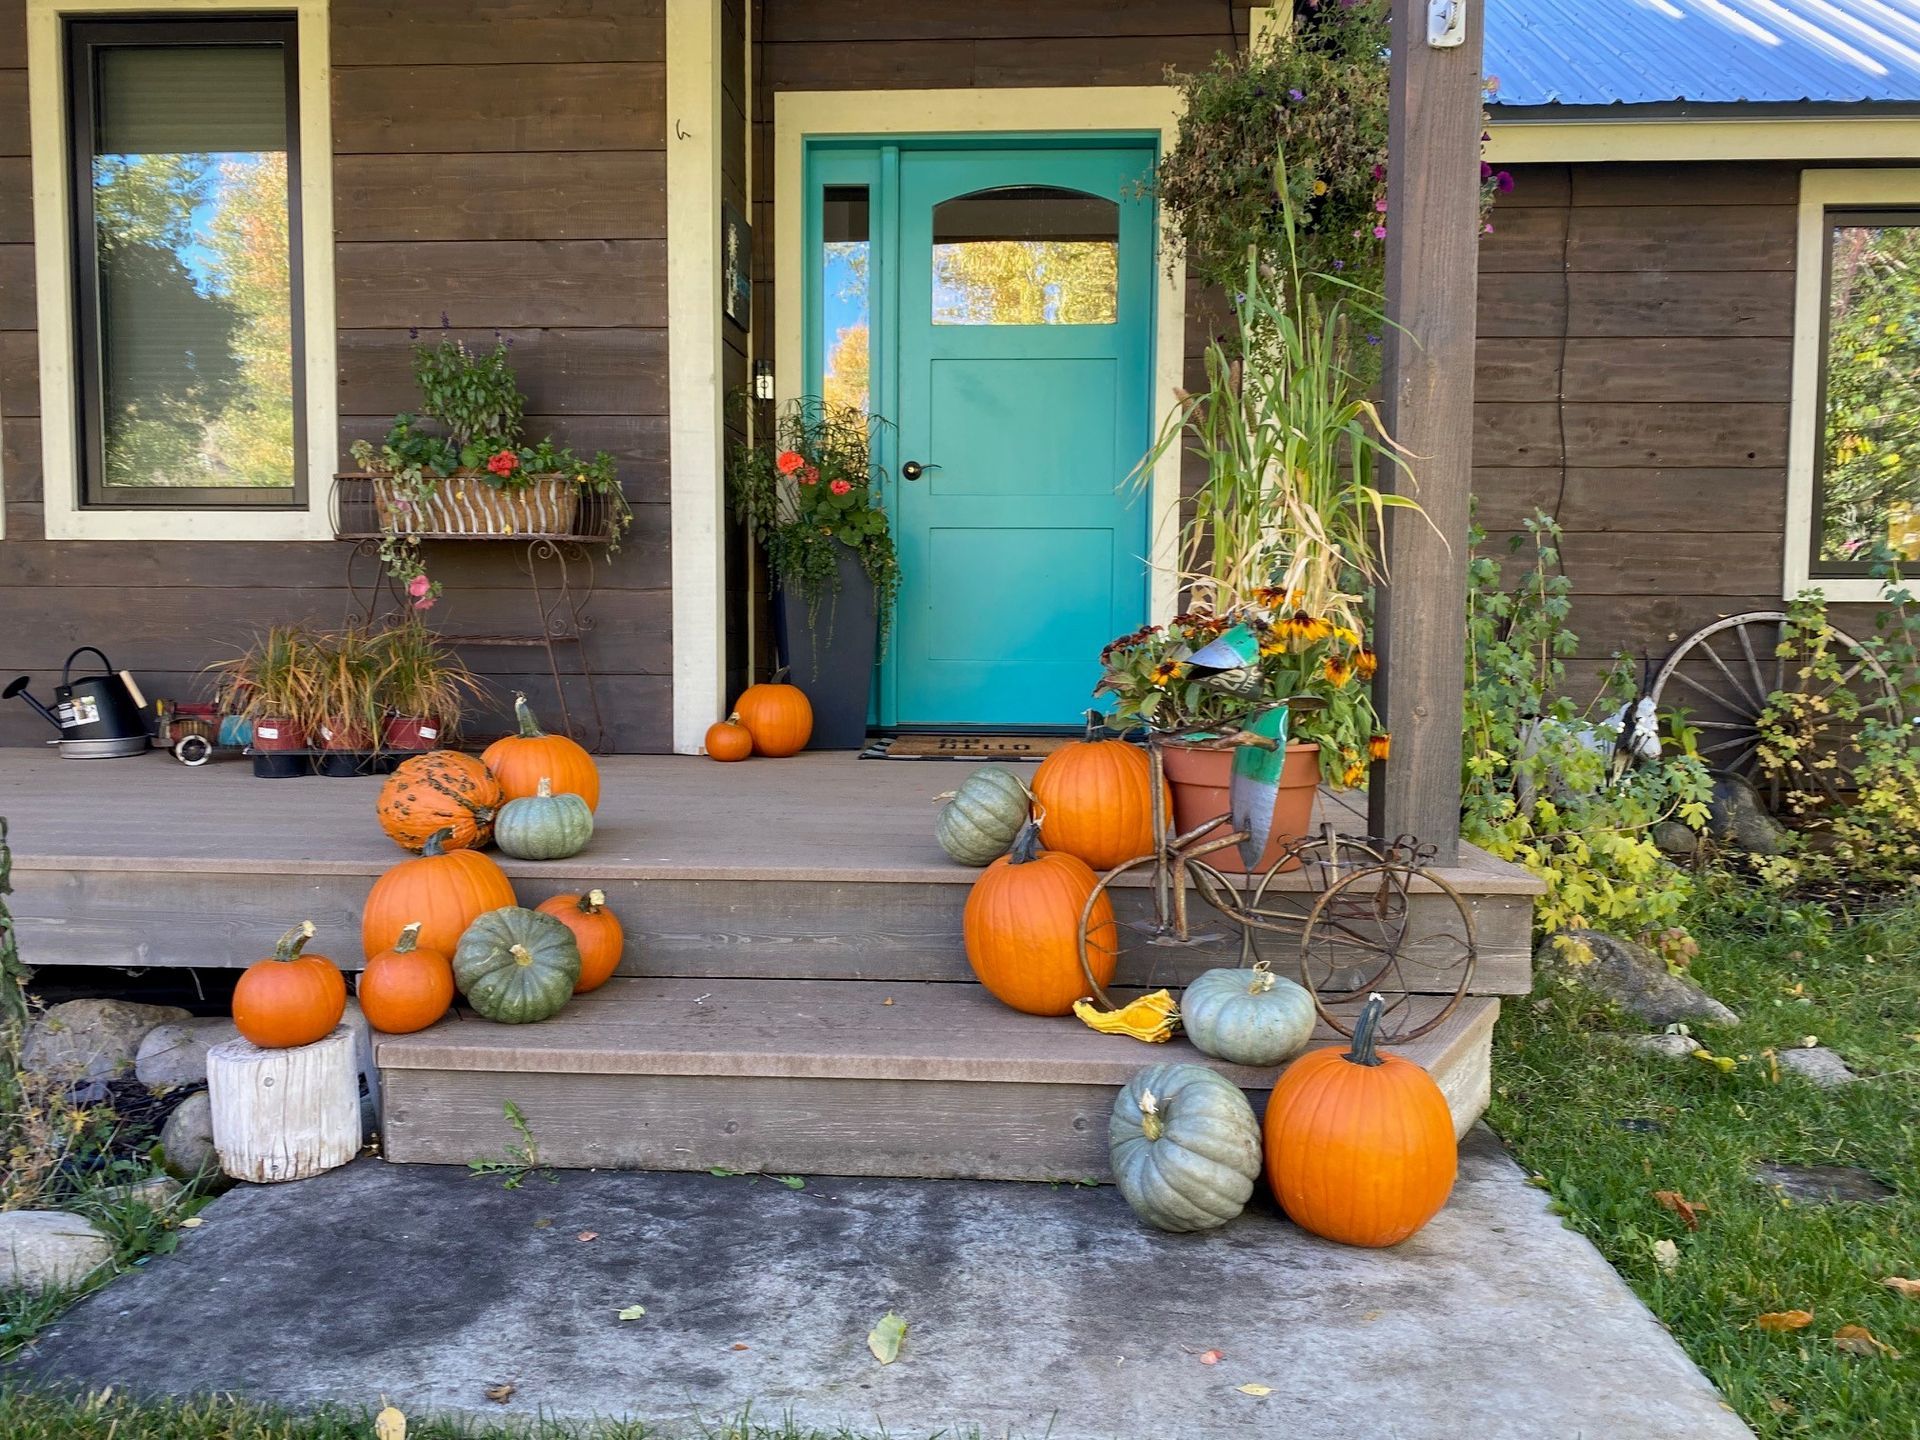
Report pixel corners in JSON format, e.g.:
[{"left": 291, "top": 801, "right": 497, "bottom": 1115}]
[
  {"left": 822, "top": 185, "right": 870, "bottom": 413},
  {"left": 77, "top": 25, "right": 300, "bottom": 501},
  {"left": 1817, "top": 213, "right": 1920, "bottom": 570},
  {"left": 931, "top": 186, "right": 1118, "bottom": 325}
]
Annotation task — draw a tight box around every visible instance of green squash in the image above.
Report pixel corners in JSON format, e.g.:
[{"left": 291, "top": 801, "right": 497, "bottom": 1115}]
[
  {"left": 1110, "top": 1063, "right": 1260, "bottom": 1232},
  {"left": 935, "top": 765, "right": 1031, "bottom": 866},
  {"left": 1181, "top": 964, "right": 1318, "bottom": 1067},
  {"left": 453, "top": 906, "right": 581, "bottom": 1023},
  {"left": 494, "top": 777, "right": 594, "bottom": 861}
]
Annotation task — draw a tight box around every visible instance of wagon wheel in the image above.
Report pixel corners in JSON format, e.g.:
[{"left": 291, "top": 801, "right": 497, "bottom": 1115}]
[
  {"left": 1648, "top": 611, "right": 1901, "bottom": 814},
  {"left": 1298, "top": 863, "right": 1475, "bottom": 1044},
  {"left": 1229, "top": 828, "right": 1402, "bottom": 969}
]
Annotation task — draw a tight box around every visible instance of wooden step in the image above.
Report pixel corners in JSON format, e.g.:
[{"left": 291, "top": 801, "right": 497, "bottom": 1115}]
[{"left": 377, "top": 978, "right": 1498, "bottom": 1181}]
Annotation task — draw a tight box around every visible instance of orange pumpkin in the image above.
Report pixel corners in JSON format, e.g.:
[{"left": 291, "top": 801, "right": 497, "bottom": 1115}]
[
  {"left": 357, "top": 922, "right": 455, "bottom": 1034},
  {"left": 704, "top": 713, "right": 753, "bottom": 763},
  {"left": 535, "top": 888, "right": 625, "bottom": 993},
  {"left": 232, "top": 921, "right": 347, "bottom": 1049},
  {"left": 482, "top": 692, "right": 601, "bottom": 812},
  {"left": 1030, "top": 715, "right": 1160, "bottom": 871},
  {"left": 362, "top": 826, "right": 517, "bottom": 962},
  {"left": 962, "top": 820, "right": 1117, "bottom": 1016},
  {"left": 733, "top": 672, "right": 812, "bottom": 758},
  {"left": 1263, "top": 996, "right": 1458, "bottom": 1248},
  {"left": 376, "top": 750, "right": 503, "bottom": 853}
]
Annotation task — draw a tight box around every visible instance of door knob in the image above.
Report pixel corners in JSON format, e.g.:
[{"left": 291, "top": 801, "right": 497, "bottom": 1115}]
[{"left": 901, "top": 460, "right": 940, "bottom": 481}]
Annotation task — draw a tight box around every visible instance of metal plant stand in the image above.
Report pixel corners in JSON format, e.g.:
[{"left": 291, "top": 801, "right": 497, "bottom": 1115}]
[{"left": 1076, "top": 729, "right": 1477, "bottom": 1043}]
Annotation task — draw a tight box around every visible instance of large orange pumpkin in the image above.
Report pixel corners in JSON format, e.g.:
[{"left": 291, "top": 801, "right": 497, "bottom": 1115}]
[
  {"left": 733, "top": 673, "right": 812, "bottom": 758},
  {"left": 483, "top": 692, "right": 601, "bottom": 812},
  {"left": 376, "top": 750, "right": 503, "bottom": 853},
  {"left": 535, "top": 888, "right": 625, "bottom": 993},
  {"left": 1029, "top": 715, "right": 1159, "bottom": 871},
  {"left": 357, "top": 921, "right": 455, "bottom": 1035},
  {"left": 962, "top": 820, "right": 1117, "bottom": 1016},
  {"left": 362, "top": 826, "right": 517, "bottom": 961},
  {"left": 232, "top": 921, "right": 347, "bottom": 1049},
  {"left": 1263, "top": 996, "right": 1458, "bottom": 1248},
  {"left": 704, "top": 713, "right": 753, "bottom": 762}
]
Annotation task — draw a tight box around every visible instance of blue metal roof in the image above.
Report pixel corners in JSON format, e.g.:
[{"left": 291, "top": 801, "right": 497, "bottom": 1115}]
[{"left": 1485, "top": 0, "right": 1920, "bottom": 108}]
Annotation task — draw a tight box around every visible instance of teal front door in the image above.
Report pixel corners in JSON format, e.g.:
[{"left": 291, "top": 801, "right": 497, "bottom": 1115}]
[{"left": 881, "top": 144, "right": 1157, "bottom": 727}]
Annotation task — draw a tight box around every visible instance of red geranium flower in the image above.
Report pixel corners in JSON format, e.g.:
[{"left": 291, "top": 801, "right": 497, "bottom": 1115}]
[
  {"left": 829, "top": 479, "right": 852, "bottom": 495},
  {"left": 486, "top": 449, "right": 519, "bottom": 477},
  {"left": 800, "top": 465, "right": 820, "bottom": 486},
  {"left": 775, "top": 450, "right": 805, "bottom": 476}
]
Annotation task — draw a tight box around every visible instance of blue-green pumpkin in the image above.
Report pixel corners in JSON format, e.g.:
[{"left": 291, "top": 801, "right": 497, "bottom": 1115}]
[
  {"left": 935, "top": 765, "right": 1031, "bottom": 866},
  {"left": 1180, "top": 964, "right": 1317, "bottom": 1067},
  {"left": 494, "top": 777, "right": 594, "bottom": 861},
  {"left": 1109, "top": 1063, "right": 1261, "bottom": 1232},
  {"left": 453, "top": 905, "right": 581, "bottom": 1023}
]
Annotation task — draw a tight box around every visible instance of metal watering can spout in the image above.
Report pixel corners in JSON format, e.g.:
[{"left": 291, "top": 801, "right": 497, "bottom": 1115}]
[{"left": 3, "top": 675, "right": 61, "bottom": 733}]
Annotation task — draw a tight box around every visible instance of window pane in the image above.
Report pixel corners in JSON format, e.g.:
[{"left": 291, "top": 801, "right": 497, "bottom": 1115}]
[
  {"left": 821, "top": 185, "right": 869, "bottom": 414},
  {"left": 90, "top": 42, "right": 295, "bottom": 492},
  {"left": 931, "top": 186, "right": 1118, "bottom": 325},
  {"left": 1819, "top": 217, "right": 1920, "bottom": 568}
]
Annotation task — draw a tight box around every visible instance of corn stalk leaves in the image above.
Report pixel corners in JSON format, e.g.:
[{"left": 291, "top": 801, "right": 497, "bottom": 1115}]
[{"left": 867, "top": 1312, "right": 907, "bottom": 1365}]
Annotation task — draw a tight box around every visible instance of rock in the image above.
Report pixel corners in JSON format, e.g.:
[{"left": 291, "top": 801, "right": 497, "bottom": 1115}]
[
  {"left": 1614, "top": 1032, "right": 1698, "bottom": 1061},
  {"left": 1777, "top": 1045, "right": 1859, "bottom": 1088},
  {"left": 1755, "top": 1161, "right": 1894, "bottom": 1204},
  {"left": 1651, "top": 821, "right": 1702, "bottom": 861},
  {"left": 0, "top": 1211, "right": 114, "bottom": 1292},
  {"left": 1538, "top": 930, "right": 1741, "bottom": 1028},
  {"left": 93, "top": 1175, "right": 185, "bottom": 1213},
  {"left": 1706, "top": 774, "right": 1790, "bottom": 856},
  {"left": 22, "top": 999, "right": 192, "bottom": 1082},
  {"left": 135, "top": 1018, "right": 241, "bottom": 1088},
  {"left": 158, "top": 1091, "right": 225, "bottom": 1187}
]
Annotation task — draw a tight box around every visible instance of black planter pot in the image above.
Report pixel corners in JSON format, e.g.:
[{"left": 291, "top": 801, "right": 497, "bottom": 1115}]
[
  {"left": 251, "top": 750, "right": 314, "bottom": 779},
  {"left": 772, "top": 547, "right": 878, "bottom": 750}
]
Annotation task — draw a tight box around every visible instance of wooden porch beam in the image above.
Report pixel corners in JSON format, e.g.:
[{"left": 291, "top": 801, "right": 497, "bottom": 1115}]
[{"left": 1367, "top": 0, "right": 1485, "bottom": 863}]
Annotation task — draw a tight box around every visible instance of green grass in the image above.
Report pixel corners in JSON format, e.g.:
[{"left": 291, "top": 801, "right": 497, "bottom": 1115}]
[
  {"left": 0, "top": 1391, "right": 978, "bottom": 1440},
  {"left": 1488, "top": 878, "right": 1920, "bottom": 1440}
]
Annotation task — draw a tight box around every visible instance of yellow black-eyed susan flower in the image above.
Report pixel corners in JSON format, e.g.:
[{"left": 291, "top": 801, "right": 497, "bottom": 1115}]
[
  {"left": 1334, "top": 626, "right": 1361, "bottom": 648},
  {"left": 1369, "top": 733, "right": 1392, "bottom": 761},
  {"left": 1150, "top": 659, "right": 1185, "bottom": 688},
  {"left": 1342, "top": 761, "right": 1367, "bottom": 787},
  {"left": 1355, "top": 648, "right": 1380, "bottom": 680},
  {"left": 1323, "top": 655, "right": 1354, "bottom": 688},
  {"left": 1278, "top": 610, "right": 1333, "bottom": 645}
]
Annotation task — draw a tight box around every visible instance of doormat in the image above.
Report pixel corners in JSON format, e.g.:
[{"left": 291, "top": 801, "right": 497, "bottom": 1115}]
[{"left": 862, "top": 733, "right": 1071, "bottom": 761}]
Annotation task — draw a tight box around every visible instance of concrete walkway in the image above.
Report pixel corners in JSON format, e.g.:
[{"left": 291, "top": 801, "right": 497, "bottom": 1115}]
[{"left": 12, "top": 1130, "right": 1751, "bottom": 1439}]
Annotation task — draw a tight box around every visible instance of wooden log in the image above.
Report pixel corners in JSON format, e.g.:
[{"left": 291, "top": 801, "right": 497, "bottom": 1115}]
[{"left": 207, "top": 1027, "right": 362, "bottom": 1184}]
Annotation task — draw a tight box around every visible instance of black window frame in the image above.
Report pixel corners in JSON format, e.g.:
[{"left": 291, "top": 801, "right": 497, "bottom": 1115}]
[
  {"left": 1809, "top": 205, "right": 1920, "bottom": 578},
  {"left": 67, "top": 14, "right": 307, "bottom": 510}
]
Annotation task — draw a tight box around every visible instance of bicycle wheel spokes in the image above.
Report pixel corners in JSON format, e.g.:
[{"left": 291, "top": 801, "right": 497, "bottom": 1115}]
[{"left": 1300, "top": 864, "right": 1476, "bottom": 1042}]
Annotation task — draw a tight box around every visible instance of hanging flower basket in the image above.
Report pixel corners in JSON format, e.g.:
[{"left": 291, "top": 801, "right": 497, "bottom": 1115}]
[{"left": 373, "top": 473, "right": 580, "bottom": 538}]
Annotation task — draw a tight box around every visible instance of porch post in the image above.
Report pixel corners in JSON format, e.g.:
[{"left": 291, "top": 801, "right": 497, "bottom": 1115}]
[
  {"left": 1366, "top": 0, "right": 1485, "bottom": 863},
  {"left": 666, "top": 0, "right": 728, "bottom": 753}
]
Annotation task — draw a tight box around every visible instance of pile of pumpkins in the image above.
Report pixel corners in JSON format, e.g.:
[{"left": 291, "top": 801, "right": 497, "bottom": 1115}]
[
  {"left": 934, "top": 731, "right": 1457, "bottom": 1251},
  {"left": 703, "top": 672, "right": 814, "bottom": 761},
  {"left": 227, "top": 693, "right": 627, "bottom": 1050}
]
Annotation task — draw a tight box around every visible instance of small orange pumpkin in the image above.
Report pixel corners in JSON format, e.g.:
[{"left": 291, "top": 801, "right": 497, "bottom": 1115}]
[
  {"left": 232, "top": 921, "right": 347, "bottom": 1049},
  {"left": 482, "top": 692, "right": 601, "bottom": 812},
  {"left": 1029, "top": 713, "right": 1160, "bottom": 871},
  {"left": 535, "top": 888, "right": 625, "bottom": 993},
  {"left": 357, "top": 921, "right": 455, "bottom": 1035},
  {"left": 376, "top": 750, "right": 503, "bottom": 853},
  {"left": 962, "top": 820, "right": 1117, "bottom": 1016},
  {"left": 1263, "top": 995, "right": 1458, "bottom": 1248},
  {"left": 362, "top": 826, "right": 518, "bottom": 961},
  {"left": 704, "top": 713, "right": 754, "bottom": 762},
  {"left": 733, "top": 671, "right": 812, "bottom": 757}
]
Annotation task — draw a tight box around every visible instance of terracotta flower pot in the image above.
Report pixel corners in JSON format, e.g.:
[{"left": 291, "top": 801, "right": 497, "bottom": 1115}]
[
  {"left": 250, "top": 716, "right": 306, "bottom": 752},
  {"left": 1162, "top": 739, "right": 1321, "bottom": 874},
  {"left": 382, "top": 714, "right": 444, "bottom": 752}
]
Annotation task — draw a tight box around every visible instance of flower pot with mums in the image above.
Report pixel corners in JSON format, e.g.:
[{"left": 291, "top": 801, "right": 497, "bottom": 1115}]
[{"left": 726, "top": 397, "right": 899, "bottom": 750}]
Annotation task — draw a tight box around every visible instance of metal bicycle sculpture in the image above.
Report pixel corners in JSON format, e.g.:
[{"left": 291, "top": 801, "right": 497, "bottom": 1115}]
[{"left": 1072, "top": 707, "right": 1478, "bottom": 1046}]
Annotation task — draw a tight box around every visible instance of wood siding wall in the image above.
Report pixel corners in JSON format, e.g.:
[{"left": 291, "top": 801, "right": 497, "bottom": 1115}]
[{"left": 0, "top": 0, "right": 672, "bottom": 751}]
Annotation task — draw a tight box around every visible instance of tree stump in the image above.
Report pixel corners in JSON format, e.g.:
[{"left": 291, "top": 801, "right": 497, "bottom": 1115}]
[{"left": 207, "top": 1026, "right": 362, "bottom": 1183}]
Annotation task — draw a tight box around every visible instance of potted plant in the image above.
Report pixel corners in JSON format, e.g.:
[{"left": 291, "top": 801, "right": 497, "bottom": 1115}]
[
  {"left": 1114, "top": 166, "right": 1414, "bottom": 865},
  {"left": 378, "top": 617, "right": 484, "bottom": 752},
  {"left": 210, "top": 625, "right": 321, "bottom": 763},
  {"left": 347, "top": 326, "right": 633, "bottom": 603},
  {"left": 310, "top": 624, "right": 390, "bottom": 771},
  {"left": 726, "top": 398, "right": 900, "bottom": 749}
]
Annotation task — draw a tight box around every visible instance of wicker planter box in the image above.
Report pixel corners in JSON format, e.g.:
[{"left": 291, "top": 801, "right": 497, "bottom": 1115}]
[{"left": 373, "top": 473, "right": 580, "bottom": 537}]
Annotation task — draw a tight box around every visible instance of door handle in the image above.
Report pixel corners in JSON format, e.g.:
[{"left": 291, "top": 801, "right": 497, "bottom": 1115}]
[{"left": 900, "top": 460, "right": 941, "bottom": 481}]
